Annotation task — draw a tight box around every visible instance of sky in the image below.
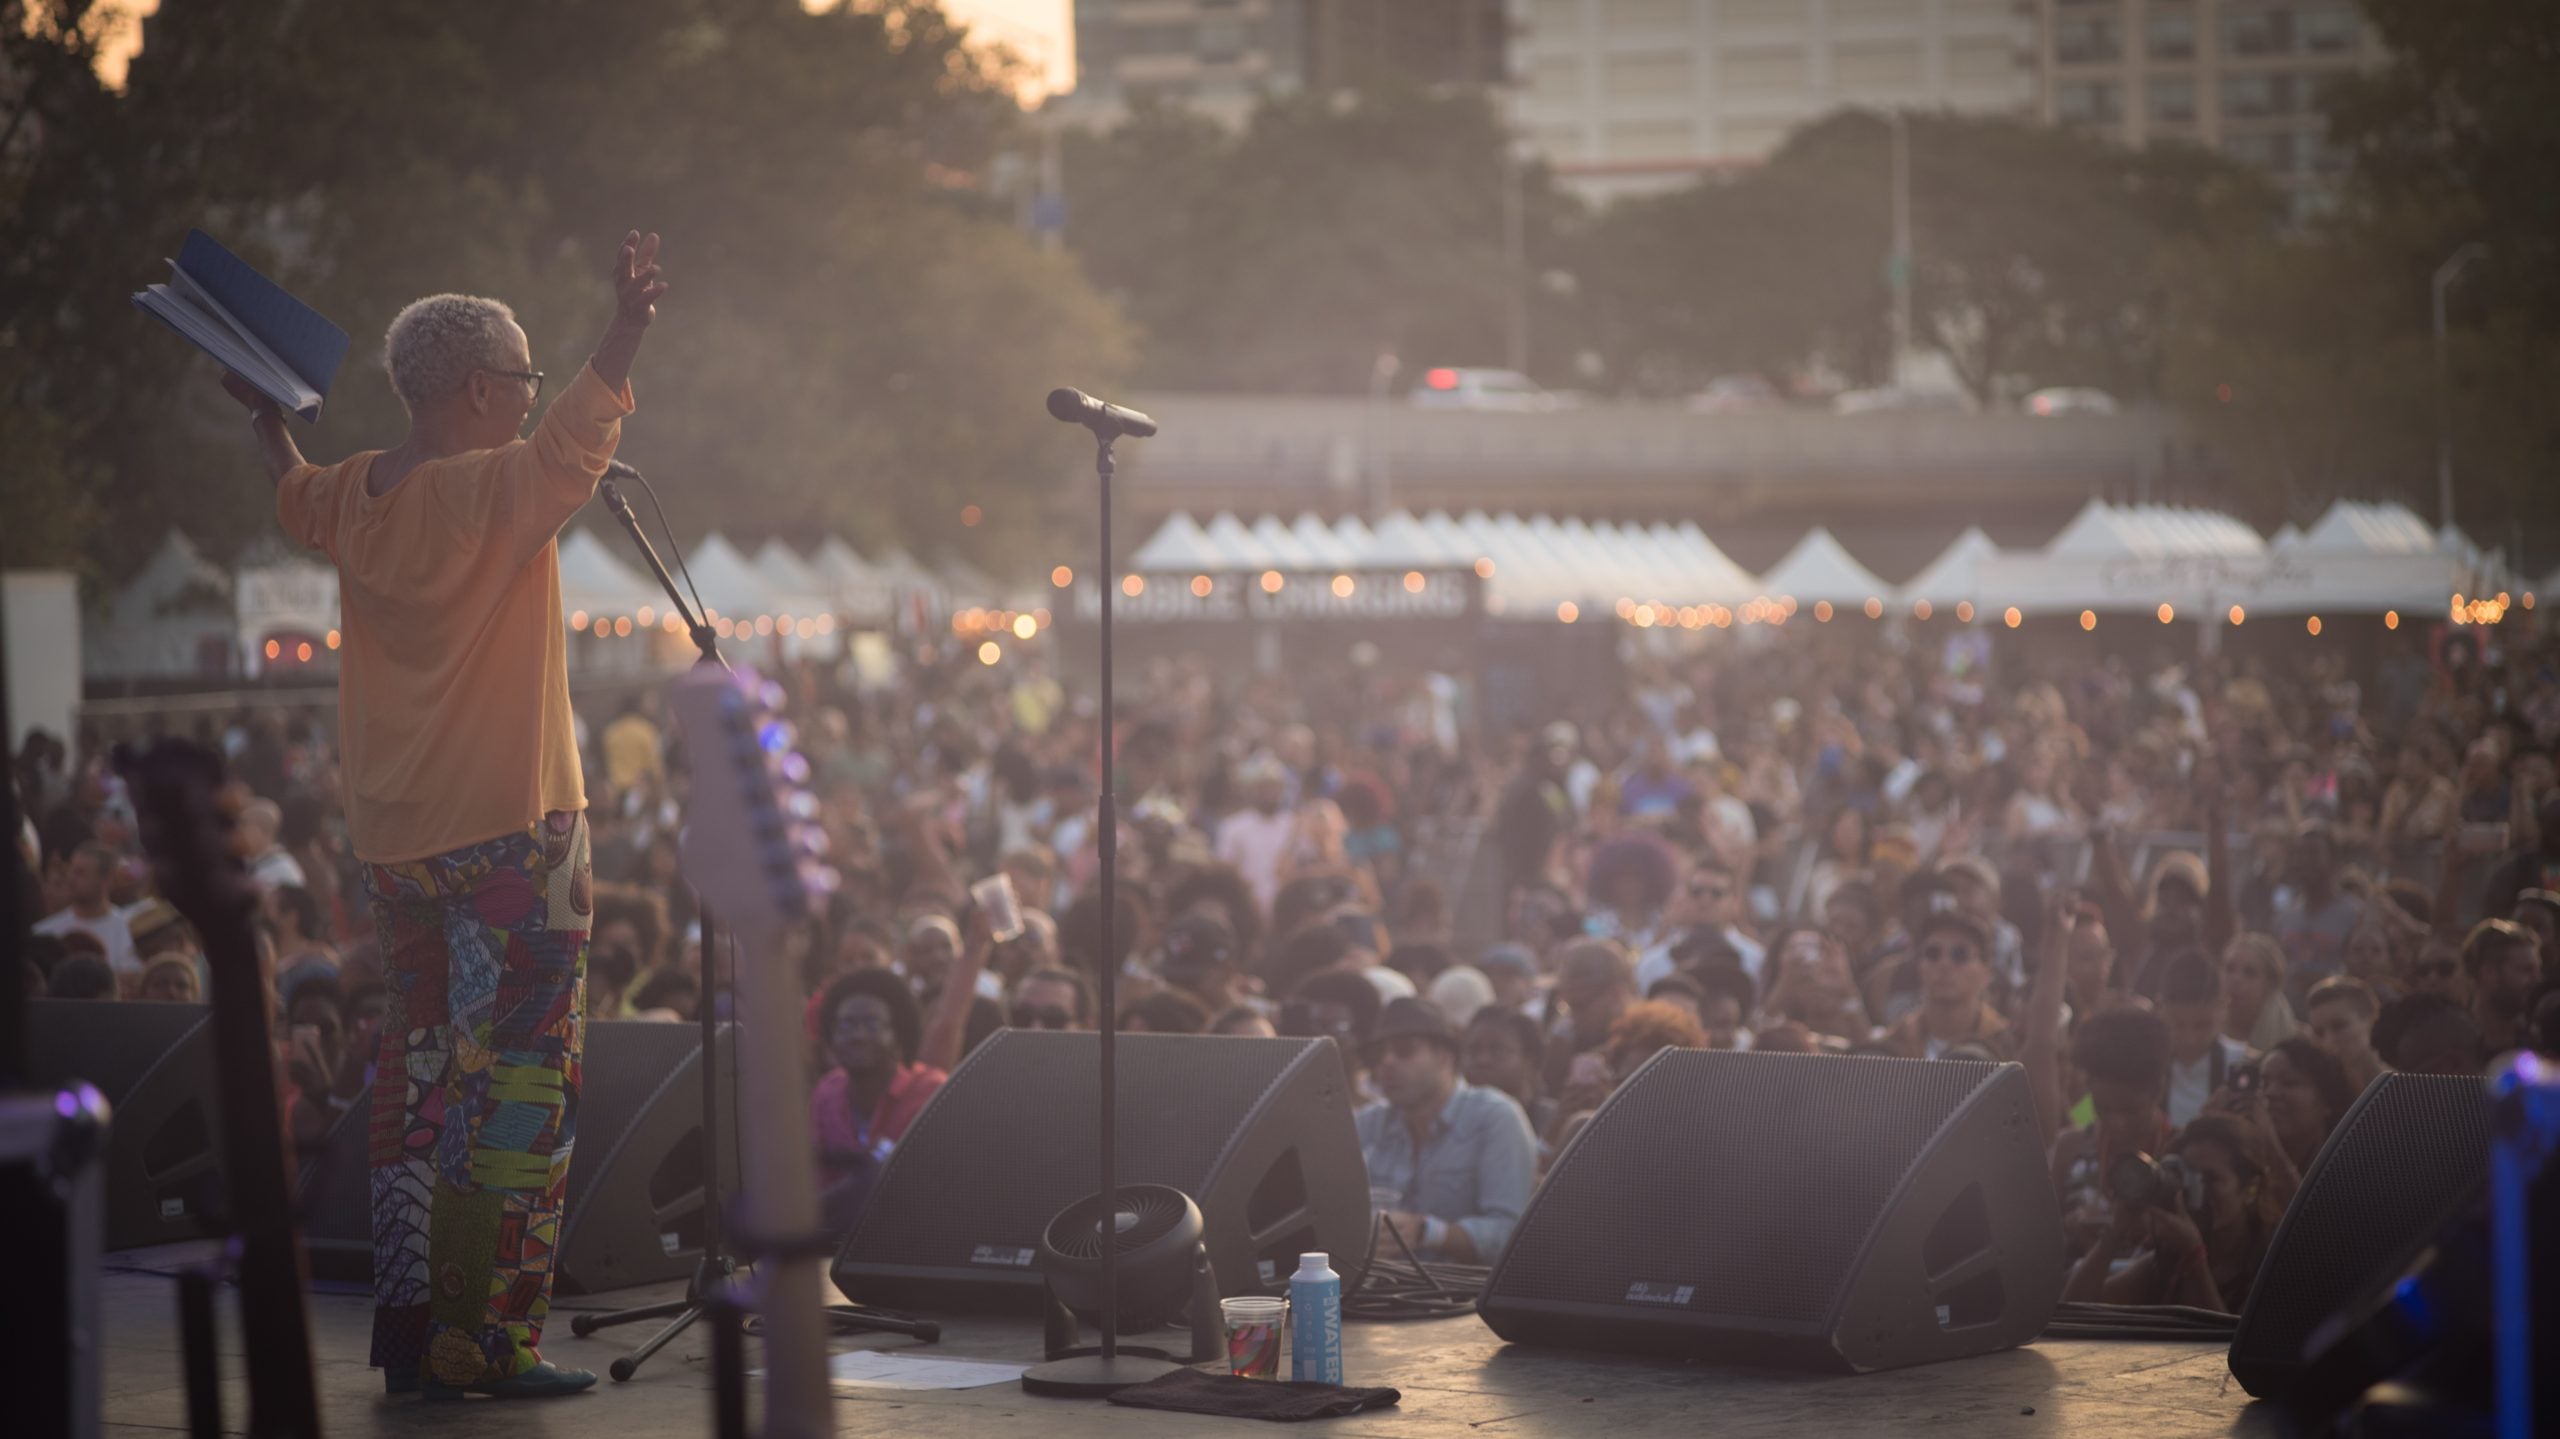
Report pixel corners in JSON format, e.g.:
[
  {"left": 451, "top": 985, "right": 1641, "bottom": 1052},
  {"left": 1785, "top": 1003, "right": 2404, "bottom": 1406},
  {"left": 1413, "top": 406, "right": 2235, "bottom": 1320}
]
[
  {"left": 83, "top": 0, "right": 1074, "bottom": 102},
  {"left": 940, "top": 0, "right": 1075, "bottom": 99}
]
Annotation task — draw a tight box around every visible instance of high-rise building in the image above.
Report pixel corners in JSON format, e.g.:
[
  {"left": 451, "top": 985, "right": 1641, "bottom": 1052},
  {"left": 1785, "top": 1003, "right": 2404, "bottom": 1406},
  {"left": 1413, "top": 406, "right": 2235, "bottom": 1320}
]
[
  {"left": 1510, "top": 0, "right": 2037, "bottom": 205},
  {"left": 1067, "top": 1, "right": 1515, "bottom": 126},
  {"left": 1068, "top": 0, "right": 1310, "bottom": 127},
  {"left": 2034, "top": 0, "right": 2385, "bottom": 209},
  {"left": 1302, "top": 0, "right": 1513, "bottom": 92}
]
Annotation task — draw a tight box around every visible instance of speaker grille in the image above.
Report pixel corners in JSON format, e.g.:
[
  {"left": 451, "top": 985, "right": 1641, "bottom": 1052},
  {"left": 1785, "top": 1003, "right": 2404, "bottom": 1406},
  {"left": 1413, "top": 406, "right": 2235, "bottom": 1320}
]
[
  {"left": 842, "top": 1032, "right": 1306, "bottom": 1273},
  {"left": 1495, "top": 1050, "right": 1995, "bottom": 1324},
  {"left": 2230, "top": 1072, "right": 2489, "bottom": 1392}
]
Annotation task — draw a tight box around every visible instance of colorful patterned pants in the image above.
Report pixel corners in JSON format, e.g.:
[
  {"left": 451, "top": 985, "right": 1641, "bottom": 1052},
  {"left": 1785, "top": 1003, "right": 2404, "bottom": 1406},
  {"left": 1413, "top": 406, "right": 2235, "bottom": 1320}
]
[{"left": 360, "top": 811, "right": 591, "bottom": 1386}]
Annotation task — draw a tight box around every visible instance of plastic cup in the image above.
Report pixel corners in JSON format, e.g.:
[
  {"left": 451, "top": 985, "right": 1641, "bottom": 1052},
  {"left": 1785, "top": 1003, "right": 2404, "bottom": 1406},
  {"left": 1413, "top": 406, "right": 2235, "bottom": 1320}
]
[
  {"left": 1221, "top": 1296, "right": 1286, "bottom": 1378},
  {"left": 970, "top": 872, "right": 1026, "bottom": 942}
]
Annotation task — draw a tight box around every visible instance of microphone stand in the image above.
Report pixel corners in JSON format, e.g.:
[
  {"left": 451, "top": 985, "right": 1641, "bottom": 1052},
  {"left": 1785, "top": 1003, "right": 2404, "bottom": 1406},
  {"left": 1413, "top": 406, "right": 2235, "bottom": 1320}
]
[
  {"left": 1022, "top": 431, "right": 1181, "bottom": 1397},
  {"left": 572, "top": 478, "right": 935, "bottom": 1394},
  {"left": 571, "top": 477, "right": 738, "bottom": 1384}
]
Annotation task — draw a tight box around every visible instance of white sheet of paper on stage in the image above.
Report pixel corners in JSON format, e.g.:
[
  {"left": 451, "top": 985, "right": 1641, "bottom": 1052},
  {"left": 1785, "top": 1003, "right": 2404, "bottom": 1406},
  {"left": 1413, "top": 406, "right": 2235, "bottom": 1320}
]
[
  {"left": 818, "top": 1350, "right": 1028, "bottom": 1390},
  {"left": 131, "top": 229, "right": 348, "bottom": 423}
]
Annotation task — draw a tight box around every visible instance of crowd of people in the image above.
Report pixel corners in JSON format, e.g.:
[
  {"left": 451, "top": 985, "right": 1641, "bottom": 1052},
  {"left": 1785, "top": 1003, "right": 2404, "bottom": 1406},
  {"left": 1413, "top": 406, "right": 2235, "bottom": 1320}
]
[{"left": 19, "top": 611, "right": 2560, "bottom": 1309}]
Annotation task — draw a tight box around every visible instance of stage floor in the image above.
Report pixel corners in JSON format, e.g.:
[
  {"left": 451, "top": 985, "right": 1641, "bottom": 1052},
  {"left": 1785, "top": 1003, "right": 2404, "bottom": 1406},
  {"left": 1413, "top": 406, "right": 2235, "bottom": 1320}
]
[{"left": 98, "top": 1246, "right": 2283, "bottom": 1438}]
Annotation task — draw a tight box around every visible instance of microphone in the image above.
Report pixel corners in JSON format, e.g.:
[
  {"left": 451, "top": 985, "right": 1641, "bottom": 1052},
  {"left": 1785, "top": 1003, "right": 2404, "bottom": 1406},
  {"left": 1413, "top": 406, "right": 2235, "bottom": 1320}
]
[{"left": 1047, "top": 387, "right": 1157, "bottom": 439}]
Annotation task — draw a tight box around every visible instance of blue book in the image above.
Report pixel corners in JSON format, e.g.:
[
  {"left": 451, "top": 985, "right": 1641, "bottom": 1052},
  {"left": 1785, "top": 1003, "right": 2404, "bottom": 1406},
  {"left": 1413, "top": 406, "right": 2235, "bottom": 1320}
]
[{"left": 132, "top": 230, "right": 348, "bottom": 423}]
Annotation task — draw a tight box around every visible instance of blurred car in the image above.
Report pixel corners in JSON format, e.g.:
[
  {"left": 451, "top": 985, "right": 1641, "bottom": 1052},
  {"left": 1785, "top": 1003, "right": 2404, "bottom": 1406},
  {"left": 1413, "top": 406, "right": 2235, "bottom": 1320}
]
[
  {"left": 1409, "top": 366, "right": 1565, "bottom": 411},
  {"left": 1832, "top": 386, "right": 1969, "bottom": 416},
  {"left": 1683, "top": 375, "right": 1786, "bottom": 413},
  {"left": 2024, "top": 386, "right": 2119, "bottom": 417}
]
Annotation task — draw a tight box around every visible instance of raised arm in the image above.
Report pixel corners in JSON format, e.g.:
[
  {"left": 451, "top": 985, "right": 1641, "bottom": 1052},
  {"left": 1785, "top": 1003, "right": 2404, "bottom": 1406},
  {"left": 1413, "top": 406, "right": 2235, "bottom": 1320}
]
[
  {"left": 589, "top": 230, "right": 665, "bottom": 392},
  {"left": 225, "top": 373, "right": 309, "bottom": 485},
  {"left": 915, "top": 908, "right": 992, "bottom": 1074},
  {"left": 2201, "top": 760, "right": 2238, "bottom": 955},
  {"left": 2018, "top": 890, "right": 2075, "bottom": 1141}
]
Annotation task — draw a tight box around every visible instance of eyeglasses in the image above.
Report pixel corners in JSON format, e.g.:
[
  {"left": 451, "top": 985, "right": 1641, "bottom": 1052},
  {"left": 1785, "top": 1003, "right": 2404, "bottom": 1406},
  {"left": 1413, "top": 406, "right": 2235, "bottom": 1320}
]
[
  {"left": 1919, "top": 943, "right": 1981, "bottom": 965},
  {"left": 1012, "top": 1004, "right": 1075, "bottom": 1030},
  {"left": 483, "top": 367, "right": 545, "bottom": 400}
]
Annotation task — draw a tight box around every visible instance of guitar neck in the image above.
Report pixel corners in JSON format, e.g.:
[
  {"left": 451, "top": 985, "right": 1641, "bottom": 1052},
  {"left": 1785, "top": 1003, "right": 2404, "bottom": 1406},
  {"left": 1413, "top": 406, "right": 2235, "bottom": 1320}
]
[
  {"left": 727, "top": 922, "right": 833, "bottom": 1438},
  {"left": 121, "top": 741, "right": 323, "bottom": 1439},
  {"left": 203, "top": 908, "right": 327, "bottom": 1438}
]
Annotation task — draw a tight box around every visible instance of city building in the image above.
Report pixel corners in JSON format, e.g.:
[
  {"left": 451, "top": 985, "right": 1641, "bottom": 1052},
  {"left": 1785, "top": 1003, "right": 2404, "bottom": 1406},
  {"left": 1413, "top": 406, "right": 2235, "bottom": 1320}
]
[
  {"left": 2035, "top": 0, "right": 2386, "bottom": 210},
  {"left": 1069, "top": 0, "right": 1310, "bottom": 127},
  {"left": 1509, "top": 0, "right": 2037, "bottom": 205},
  {"left": 1302, "top": 0, "right": 1512, "bottom": 92},
  {"left": 1067, "top": 1, "right": 1509, "bottom": 127}
]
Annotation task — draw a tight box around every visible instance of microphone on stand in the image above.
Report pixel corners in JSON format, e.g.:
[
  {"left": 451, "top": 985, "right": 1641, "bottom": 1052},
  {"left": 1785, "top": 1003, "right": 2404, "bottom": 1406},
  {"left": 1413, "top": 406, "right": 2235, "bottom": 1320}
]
[
  {"left": 600, "top": 457, "right": 644, "bottom": 516},
  {"left": 1047, "top": 388, "right": 1157, "bottom": 439},
  {"left": 594, "top": 457, "right": 721, "bottom": 668}
]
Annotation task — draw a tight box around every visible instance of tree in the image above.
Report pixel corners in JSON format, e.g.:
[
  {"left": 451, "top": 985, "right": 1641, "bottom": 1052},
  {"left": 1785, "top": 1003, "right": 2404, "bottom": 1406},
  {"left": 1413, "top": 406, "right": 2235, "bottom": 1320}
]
[
  {"left": 0, "top": 0, "right": 1124, "bottom": 581},
  {"left": 1062, "top": 87, "right": 1580, "bottom": 393},
  {"left": 1577, "top": 110, "right": 2277, "bottom": 405}
]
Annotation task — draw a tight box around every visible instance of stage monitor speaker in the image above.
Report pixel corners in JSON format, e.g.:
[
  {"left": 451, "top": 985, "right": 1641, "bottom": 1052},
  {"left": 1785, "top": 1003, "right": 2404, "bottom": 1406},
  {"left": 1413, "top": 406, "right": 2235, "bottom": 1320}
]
[
  {"left": 26, "top": 999, "right": 226, "bottom": 1250},
  {"left": 1478, "top": 1050, "right": 2063, "bottom": 1373},
  {"left": 2226, "top": 1072, "right": 2491, "bottom": 1399},
  {"left": 830, "top": 1031, "right": 1369, "bottom": 1314},
  {"left": 297, "top": 1098, "right": 371, "bottom": 1286},
  {"left": 295, "top": 1017, "right": 743, "bottom": 1293},
  {"left": 553, "top": 1018, "right": 741, "bottom": 1295}
]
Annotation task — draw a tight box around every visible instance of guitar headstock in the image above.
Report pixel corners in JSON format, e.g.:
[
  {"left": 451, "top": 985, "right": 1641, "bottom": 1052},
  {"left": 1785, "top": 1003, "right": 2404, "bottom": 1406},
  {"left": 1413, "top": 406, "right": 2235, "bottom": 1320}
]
[
  {"left": 115, "top": 740, "right": 259, "bottom": 947},
  {"left": 666, "top": 667, "right": 836, "bottom": 949}
]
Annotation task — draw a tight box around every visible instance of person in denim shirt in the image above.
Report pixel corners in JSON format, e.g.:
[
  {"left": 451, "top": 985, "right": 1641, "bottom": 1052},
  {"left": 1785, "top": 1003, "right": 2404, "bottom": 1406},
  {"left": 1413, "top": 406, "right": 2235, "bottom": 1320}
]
[{"left": 1356, "top": 998, "right": 1536, "bottom": 1265}]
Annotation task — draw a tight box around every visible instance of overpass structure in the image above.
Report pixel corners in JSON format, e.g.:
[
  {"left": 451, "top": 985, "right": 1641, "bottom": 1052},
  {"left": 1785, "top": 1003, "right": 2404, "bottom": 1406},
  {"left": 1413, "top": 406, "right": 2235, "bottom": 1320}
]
[{"left": 1107, "top": 394, "right": 2186, "bottom": 577}]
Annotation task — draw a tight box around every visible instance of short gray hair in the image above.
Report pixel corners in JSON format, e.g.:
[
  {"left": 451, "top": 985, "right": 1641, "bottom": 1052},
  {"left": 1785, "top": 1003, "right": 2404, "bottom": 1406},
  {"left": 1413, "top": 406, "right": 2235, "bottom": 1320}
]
[{"left": 382, "top": 293, "right": 518, "bottom": 410}]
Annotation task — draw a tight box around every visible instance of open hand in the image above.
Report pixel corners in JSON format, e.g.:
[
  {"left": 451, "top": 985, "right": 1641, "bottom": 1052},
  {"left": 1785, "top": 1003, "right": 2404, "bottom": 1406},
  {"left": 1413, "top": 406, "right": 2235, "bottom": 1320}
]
[{"left": 614, "top": 230, "right": 668, "bottom": 327}]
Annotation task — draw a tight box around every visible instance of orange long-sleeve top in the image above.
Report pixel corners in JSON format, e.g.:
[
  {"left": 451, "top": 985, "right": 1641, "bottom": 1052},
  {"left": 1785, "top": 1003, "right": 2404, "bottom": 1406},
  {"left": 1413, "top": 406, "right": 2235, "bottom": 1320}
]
[{"left": 276, "top": 362, "right": 633, "bottom": 863}]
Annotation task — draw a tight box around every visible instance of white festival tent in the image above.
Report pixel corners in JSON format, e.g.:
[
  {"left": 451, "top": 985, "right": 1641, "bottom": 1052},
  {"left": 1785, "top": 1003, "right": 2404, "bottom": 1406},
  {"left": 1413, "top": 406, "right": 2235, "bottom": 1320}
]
[
  {"left": 558, "top": 528, "right": 664, "bottom": 626},
  {"left": 2254, "top": 500, "right": 2502, "bottom": 616},
  {"left": 1123, "top": 502, "right": 2520, "bottom": 627},
  {"left": 1755, "top": 527, "right": 1894, "bottom": 608},
  {"left": 812, "top": 538, "right": 899, "bottom": 626},
  {"left": 1898, "top": 527, "right": 2000, "bottom": 610},
  {"left": 88, "top": 530, "right": 238, "bottom": 681},
  {"left": 1130, "top": 512, "right": 1219, "bottom": 571},
  {"left": 233, "top": 539, "right": 339, "bottom": 676},
  {"left": 1972, "top": 501, "right": 2270, "bottom": 617},
  {"left": 1124, "top": 509, "right": 1769, "bottom": 616},
  {"left": 682, "top": 533, "right": 786, "bottom": 627}
]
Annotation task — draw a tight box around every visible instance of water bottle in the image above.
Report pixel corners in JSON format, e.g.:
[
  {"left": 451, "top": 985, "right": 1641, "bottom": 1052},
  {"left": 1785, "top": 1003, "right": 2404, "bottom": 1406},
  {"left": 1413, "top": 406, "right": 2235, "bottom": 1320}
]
[{"left": 1288, "top": 1251, "right": 1343, "bottom": 1384}]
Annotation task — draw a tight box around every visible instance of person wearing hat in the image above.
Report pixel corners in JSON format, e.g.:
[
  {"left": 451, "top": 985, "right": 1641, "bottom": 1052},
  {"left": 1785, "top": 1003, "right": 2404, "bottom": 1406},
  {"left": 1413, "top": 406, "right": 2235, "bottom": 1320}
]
[
  {"left": 1158, "top": 913, "right": 1245, "bottom": 1016},
  {"left": 2508, "top": 888, "right": 2560, "bottom": 981},
  {"left": 1877, "top": 909, "right": 2016, "bottom": 1061},
  {"left": 1937, "top": 854, "right": 2026, "bottom": 999},
  {"left": 1355, "top": 996, "right": 1536, "bottom": 1266},
  {"left": 1471, "top": 944, "right": 1540, "bottom": 1015}
]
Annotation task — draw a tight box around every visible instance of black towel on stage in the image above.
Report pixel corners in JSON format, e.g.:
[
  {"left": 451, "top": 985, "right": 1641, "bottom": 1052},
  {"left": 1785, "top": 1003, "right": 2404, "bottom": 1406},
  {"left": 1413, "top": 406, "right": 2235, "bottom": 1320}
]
[{"left": 1105, "top": 1367, "right": 1402, "bottom": 1421}]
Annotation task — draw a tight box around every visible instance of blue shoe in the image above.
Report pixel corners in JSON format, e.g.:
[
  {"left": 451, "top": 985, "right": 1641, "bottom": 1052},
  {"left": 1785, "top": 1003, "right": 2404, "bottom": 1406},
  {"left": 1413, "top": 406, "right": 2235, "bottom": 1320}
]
[
  {"left": 384, "top": 1369, "right": 419, "bottom": 1395},
  {"left": 422, "top": 1362, "right": 599, "bottom": 1401}
]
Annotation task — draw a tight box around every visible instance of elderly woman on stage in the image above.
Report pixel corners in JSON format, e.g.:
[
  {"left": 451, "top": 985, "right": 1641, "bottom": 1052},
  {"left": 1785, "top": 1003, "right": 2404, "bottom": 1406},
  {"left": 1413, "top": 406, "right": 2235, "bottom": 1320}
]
[{"left": 227, "top": 231, "right": 667, "bottom": 1401}]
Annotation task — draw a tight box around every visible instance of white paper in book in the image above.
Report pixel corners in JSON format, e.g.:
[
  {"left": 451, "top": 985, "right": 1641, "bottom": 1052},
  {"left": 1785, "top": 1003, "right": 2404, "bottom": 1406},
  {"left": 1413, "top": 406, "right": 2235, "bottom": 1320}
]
[
  {"left": 132, "top": 231, "right": 345, "bottom": 423},
  {"left": 135, "top": 266, "right": 325, "bottom": 420}
]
